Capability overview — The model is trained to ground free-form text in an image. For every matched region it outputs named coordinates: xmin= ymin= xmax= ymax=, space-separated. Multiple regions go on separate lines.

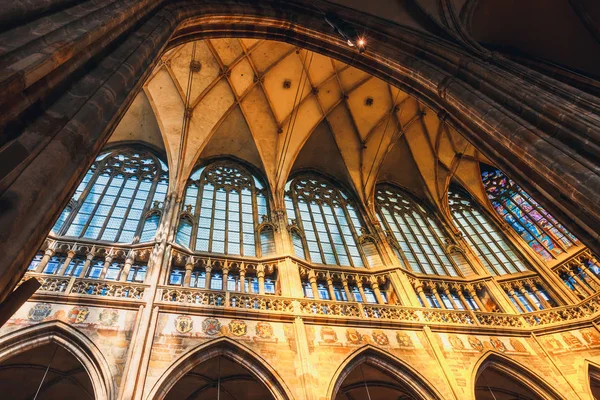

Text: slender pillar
xmin=79 ymin=250 xmax=96 ymax=278
xmin=183 ymin=258 xmax=194 ymax=287
xmin=57 ymin=250 xmax=76 ymax=276
xmin=239 ymin=264 xmax=246 ymax=293
xmin=120 ymin=252 xmax=136 ymax=283
xmin=308 ymin=270 xmax=319 ymax=300
xmin=505 ymin=287 xmax=527 ymax=313
xmin=222 ymin=264 xmax=230 ymax=292
xmin=430 ymin=285 xmax=446 ymax=309
xmin=455 ymin=286 xmax=473 ymax=311
xmin=341 ymin=274 xmax=354 ymax=301
xmin=465 ymin=284 xmax=486 ymax=311
xmin=35 ymin=248 xmax=55 ymax=273
xmin=567 ymin=269 xmax=594 ymax=296
xmin=515 ymin=283 xmax=539 ymax=311
xmin=413 ymin=281 xmax=429 ymax=307
xmin=99 ymin=254 xmax=113 ymax=280
xmin=527 ymin=281 xmax=552 ymax=309
xmin=356 ymin=279 xmax=367 ymax=303
xmin=257 ymin=264 xmax=265 ymax=295
xmin=370 ymin=278 xmax=385 ymax=305
xmin=441 ymin=284 xmax=458 ymax=309
xmin=578 ymin=260 xmax=600 ymax=288
xmin=205 ymin=265 xmax=212 ymax=290
xmin=326 ymin=274 xmax=336 ymax=301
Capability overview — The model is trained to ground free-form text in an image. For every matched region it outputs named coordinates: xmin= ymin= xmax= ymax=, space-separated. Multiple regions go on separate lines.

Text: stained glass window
xmin=482 ymin=167 xmax=579 ymax=261
xmin=285 ymin=174 xmax=366 ymax=267
xmin=375 ymin=184 xmax=459 ymax=276
xmin=53 ymin=149 xmax=168 ymax=243
xmin=177 ymin=161 xmax=268 ymax=257
xmin=448 ymin=188 xmax=529 ymax=275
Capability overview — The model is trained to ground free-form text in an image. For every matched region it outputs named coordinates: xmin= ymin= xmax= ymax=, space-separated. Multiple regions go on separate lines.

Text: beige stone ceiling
xmin=109 ymin=38 xmax=492 ymax=215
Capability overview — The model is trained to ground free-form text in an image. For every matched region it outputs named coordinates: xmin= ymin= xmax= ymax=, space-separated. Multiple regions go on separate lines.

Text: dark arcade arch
xmin=0 ymin=0 xmax=599 ymax=304
xmin=0 ymin=321 xmax=114 ymax=400
xmin=588 ymin=362 xmax=600 ymax=400
xmin=148 ymin=337 xmax=294 ymax=400
xmin=328 ymin=346 xmax=443 ymax=400
xmin=474 ymin=352 xmax=565 ymax=400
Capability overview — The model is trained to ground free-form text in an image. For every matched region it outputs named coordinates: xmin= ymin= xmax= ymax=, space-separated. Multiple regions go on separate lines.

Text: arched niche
xmin=328 ymin=345 xmax=443 ymax=400
xmin=148 ymin=337 xmax=293 ymax=400
xmin=588 ymin=362 xmax=600 ymax=400
xmin=0 ymin=321 xmax=114 ymax=400
xmin=474 ymin=352 xmax=565 ymax=400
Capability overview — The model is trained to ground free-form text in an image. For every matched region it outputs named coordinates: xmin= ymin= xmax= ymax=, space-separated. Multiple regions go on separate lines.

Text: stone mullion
xmin=115 ymin=175 xmax=142 ymax=241
xmin=579 ymin=260 xmax=600 ymax=289
xmin=306 ymin=202 xmax=326 ymax=264
xmin=426 ymin=213 xmax=461 ymax=276
xmin=341 ymin=274 xmax=354 ymax=301
xmin=326 ymin=274 xmax=336 ymax=301
xmin=456 ymin=208 xmax=501 ymax=275
xmin=99 ymin=174 xmax=128 ymax=240
xmin=224 ymin=189 xmax=231 ymax=254
xmin=307 ymin=270 xmax=319 ymax=300
xmin=120 ymin=251 xmax=136 ymax=282
xmin=238 ymin=190 xmax=246 ymax=257
xmin=57 ymin=250 xmax=76 ymax=276
xmin=388 ymin=210 xmax=424 ymax=273
xmin=132 ymin=173 xmax=159 ymax=242
xmin=403 ymin=212 xmax=441 ymax=275
xmin=35 ymin=248 xmax=56 ymax=273
xmin=330 ymin=203 xmax=356 ymax=266
xmin=317 ymin=202 xmax=341 ymax=266
xmin=355 ymin=279 xmax=367 ymax=303
xmin=207 ymin=184 xmax=218 ymax=253
xmin=59 ymin=166 xmax=102 ymax=235
xmin=567 ymin=269 xmax=594 ymax=297
xmin=80 ymin=174 xmax=115 ymax=239
xmin=372 ymin=205 xmax=405 ymax=266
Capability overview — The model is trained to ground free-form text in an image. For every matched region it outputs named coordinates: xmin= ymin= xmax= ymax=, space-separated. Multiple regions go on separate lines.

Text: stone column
xmin=205 ymin=265 xmax=212 ymax=290
xmin=505 ymin=286 xmax=527 ymax=313
xmin=430 ymin=285 xmax=446 ymax=309
xmin=527 ymin=281 xmax=552 ymax=309
xmin=222 ymin=263 xmax=230 ymax=292
xmin=183 ymin=258 xmax=194 ymax=288
xmin=120 ymin=252 xmax=136 ymax=283
xmin=578 ymin=260 xmax=600 ymax=288
xmin=454 ymin=286 xmax=472 ymax=310
xmin=465 ymin=284 xmax=486 ymax=311
xmin=79 ymin=251 xmax=96 ymax=278
xmin=440 ymin=283 xmax=458 ymax=309
xmin=566 ymin=268 xmax=594 ymax=297
xmin=326 ymin=274 xmax=336 ymax=301
xmin=356 ymin=279 xmax=367 ymax=303
xmin=308 ymin=270 xmax=319 ymax=300
xmin=57 ymin=250 xmax=76 ymax=276
xmin=515 ymin=283 xmax=539 ymax=311
xmin=412 ymin=280 xmax=429 ymax=307
xmin=257 ymin=264 xmax=265 ymax=295
xmin=99 ymin=254 xmax=113 ymax=280
xmin=370 ymin=277 xmax=385 ymax=305
xmin=239 ymin=264 xmax=246 ymax=293
xmin=35 ymin=248 xmax=55 ymax=273
xmin=341 ymin=274 xmax=354 ymax=301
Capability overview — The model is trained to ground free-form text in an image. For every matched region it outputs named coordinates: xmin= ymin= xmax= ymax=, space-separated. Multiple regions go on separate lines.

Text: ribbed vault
xmin=115 ymin=38 xmax=491 ymax=214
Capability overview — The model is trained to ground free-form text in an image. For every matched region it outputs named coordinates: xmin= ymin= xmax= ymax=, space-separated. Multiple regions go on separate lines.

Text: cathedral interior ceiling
xmin=110 ymin=38 xmax=492 ymax=214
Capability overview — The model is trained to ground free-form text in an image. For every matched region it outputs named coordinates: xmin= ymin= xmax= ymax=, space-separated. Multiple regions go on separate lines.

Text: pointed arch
xmin=0 ymin=320 xmax=114 ymax=400
xmin=586 ymin=359 xmax=600 ymax=400
xmin=327 ymin=345 xmax=443 ymax=400
xmin=472 ymin=351 xmax=566 ymax=400
xmin=147 ymin=336 xmax=294 ymax=400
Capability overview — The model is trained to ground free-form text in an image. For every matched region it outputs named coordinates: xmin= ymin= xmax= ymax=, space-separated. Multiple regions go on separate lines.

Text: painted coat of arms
xmin=202 ymin=318 xmax=221 ymax=336
xmin=255 ymin=322 xmax=274 ymax=339
xmin=562 ymin=332 xmax=584 ymax=349
xmin=175 ymin=315 xmax=193 ymax=334
xmin=27 ymin=303 xmax=52 ymax=322
xmin=372 ymin=330 xmax=389 ymax=346
xmin=468 ymin=336 xmax=483 ymax=352
xmin=346 ymin=328 xmax=362 ymax=345
xmin=581 ymin=329 xmax=600 ymax=346
xmin=396 ymin=332 xmax=413 ymax=347
xmin=489 ymin=337 xmax=506 ymax=352
xmin=67 ymin=306 xmax=90 ymax=324
xmin=320 ymin=327 xmax=338 ymax=343
xmin=229 ymin=320 xmax=248 ymax=337
xmin=509 ymin=338 xmax=527 ymax=353
xmin=98 ymin=309 xmax=119 ymax=326
xmin=449 ymin=334 xmax=465 ymax=351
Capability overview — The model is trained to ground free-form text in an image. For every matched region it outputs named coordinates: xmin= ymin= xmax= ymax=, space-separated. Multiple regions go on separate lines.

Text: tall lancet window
xmin=448 ymin=188 xmax=529 ymax=275
xmin=482 ymin=168 xmax=579 ymax=261
xmin=285 ymin=174 xmax=365 ymax=267
xmin=177 ymin=161 xmax=268 ymax=257
xmin=53 ymin=148 xmax=168 ymax=243
xmin=375 ymin=184 xmax=459 ymax=276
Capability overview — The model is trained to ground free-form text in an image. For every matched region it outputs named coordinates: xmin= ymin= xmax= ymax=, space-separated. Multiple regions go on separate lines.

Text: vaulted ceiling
xmin=109 ymin=38 xmax=492 ymax=214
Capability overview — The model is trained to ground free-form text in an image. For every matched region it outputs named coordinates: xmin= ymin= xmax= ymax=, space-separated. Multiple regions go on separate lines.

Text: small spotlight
xmin=357 ymin=38 xmax=366 ymax=47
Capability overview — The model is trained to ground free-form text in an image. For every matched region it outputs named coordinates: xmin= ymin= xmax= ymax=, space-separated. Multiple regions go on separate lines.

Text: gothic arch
xmin=585 ymin=360 xmax=600 ymax=400
xmin=327 ymin=345 xmax=444 ymax=400
xmin=472 ymin=351 xmax=566 ymax=400
xmin=0 ymin=320 xmax=114 ymax=400
xmin=147 ymin=336 xmax=294 ymax=400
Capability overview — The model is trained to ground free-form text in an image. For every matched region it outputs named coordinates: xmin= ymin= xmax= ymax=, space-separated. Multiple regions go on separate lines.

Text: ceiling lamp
xmin=325 ymin=12 xmax=367 ymax=53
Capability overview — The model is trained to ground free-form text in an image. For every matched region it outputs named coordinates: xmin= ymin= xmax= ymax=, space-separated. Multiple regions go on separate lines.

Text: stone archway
xmin=588 ymin=362 xmax=600 ymax=400
xmin=328 ymin=345 xmax=443 ymax=400
xmin=473 ymin=352 xmax=565 ymax=400
xmin=147 ymin=337 xmax=294 ymax=400
xmin=1 ymin=0 xmax=599 ymax=302
xmin=0 ymin=321 xmax=115 ymax=400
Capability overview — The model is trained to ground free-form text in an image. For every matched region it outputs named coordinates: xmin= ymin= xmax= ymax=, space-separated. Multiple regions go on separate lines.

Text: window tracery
xmin=375 ymin=184 xmax=459 ymax=276
xmin=52 ymin=149 xmax=168 ymax=243
xmin=482 ymin=168 xmax=579 ymax=261
xmin=448 ymin=188 xmax=529 ymax=275
xmin=177 ymin=161 xmax=269 ymax=257
xmin=284 ymin=174 xmax=366 ymax=267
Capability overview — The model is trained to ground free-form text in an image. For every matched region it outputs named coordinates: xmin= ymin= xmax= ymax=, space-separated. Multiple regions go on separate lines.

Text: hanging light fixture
xmin=324 ymin=12 xmax=367 ymax=53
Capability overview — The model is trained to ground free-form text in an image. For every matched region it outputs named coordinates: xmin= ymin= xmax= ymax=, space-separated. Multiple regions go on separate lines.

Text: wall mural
xmin=541 ymin=328 xmax=600 ymax=354
xmin=437 ymin=332 xmax=531 ymax=355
